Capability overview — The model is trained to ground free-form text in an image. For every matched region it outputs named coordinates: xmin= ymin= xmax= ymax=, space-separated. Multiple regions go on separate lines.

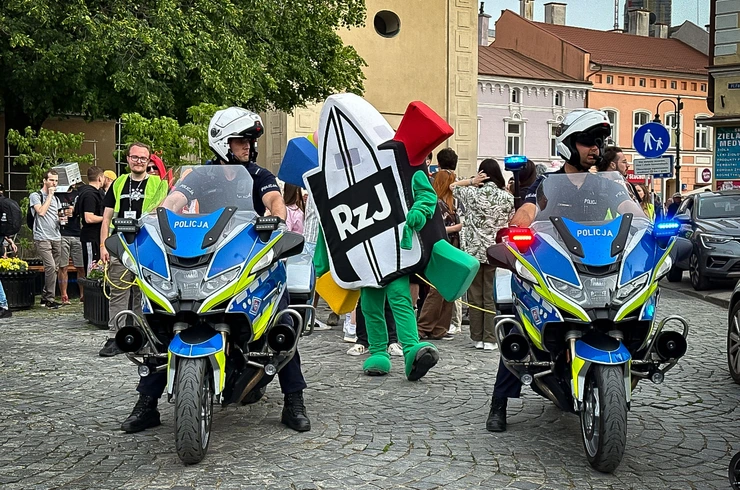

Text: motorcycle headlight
xmin=146 ymin=272 xmax=177 ymax=300
xmin=250 ymin=249 xmax=275 ymax=276
xmin=121 ymin=251 xmax=138 ymax=275
xmin=548 ymin=277 xmax=586 ymax=303
xmin=700 ymin=234 xmax=732 ymax=248
xmin=655 ymin=256 xmax=673 ymax=280
xmin=203 ymin=267 xmax=241 ymax=293
xmin=615 ymin=273 xmax=649 ymax=303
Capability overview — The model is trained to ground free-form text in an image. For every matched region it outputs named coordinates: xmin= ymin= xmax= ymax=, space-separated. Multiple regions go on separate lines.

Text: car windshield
xmin=698 ymin=195 xmax=740 ymax=219
xmin=156 ymin=165 xmax=257 ymax=218
xmin=532 ymin=171 xmax=646 ymax=224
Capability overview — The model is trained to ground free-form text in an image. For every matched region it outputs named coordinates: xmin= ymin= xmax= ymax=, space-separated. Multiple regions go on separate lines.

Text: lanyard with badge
xmin=124 ymin=176 xmax=146 ymax=219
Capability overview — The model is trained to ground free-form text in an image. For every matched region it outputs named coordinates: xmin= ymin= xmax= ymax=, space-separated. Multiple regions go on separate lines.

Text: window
xmin=596 ymin=74 xmax=603 ymax=83
xmin=681 ymin=81 xmax=687 ymax=90
xmin=650 ymin=79 xmax=657 ymax=88
xmin=554 ymin=91 xmax=563 ymax=106
xmin=511 ymin=87 xmax=520 ymax=104
xmin=664 ymin=113 xmax=680 ymax=149
xmin=603 ymin=109 xmax=618 ymax=145
xmin=661 ymin=80 xmax=667 ymax=89
xmin=550 ymin=124 xmax=559 ymax=158
xmin=618 ymin=76 xmax=625 ymax=85
xmin=691 ymin=82 xmax=697 ymax=91
xmin=701 ymin=83 xmax=707 ymax=92
xmin=633 ymin=111 xmax=650 ymax=141
xmin=606 ymin=75 xmax=613 ymax=84
xmin=695 ymin=119 xmax=710 ymax=150
xmin=671 ymin=81 xmax=677 ymax=89
xmin=629 ymin=77 xmax=636 ymax=86
xmin=506 ymin=122 xmax=523 ymax=155
xmin=374 ymin=10 xmax=401 ymax=37
xmin=639 ymin=78 xmax=646 ymax=87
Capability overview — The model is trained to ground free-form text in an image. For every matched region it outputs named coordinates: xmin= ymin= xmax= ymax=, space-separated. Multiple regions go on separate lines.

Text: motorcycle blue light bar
xmin=504 ymin=155 xmax=528 ymax=171
xmin=653 ymin=220 xmax=679 ymax=237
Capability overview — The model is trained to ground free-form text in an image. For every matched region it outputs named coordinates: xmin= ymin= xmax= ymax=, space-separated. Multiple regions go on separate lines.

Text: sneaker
xmin=39 ymin=298 xmax=47 ymax=306
xmin=312 ymin=319 xmax=332 ymax=331
xmin=441 ymin=333 xmax=455 ymax=341
xmin=387 ymin=342 xmax=403 ymax=357
xmin=343 ymin=334 xmax=358 ymax=343
xmin=60 ymin=295 xmax=71 ymax=306
xmin=474 ymin=341 xmax=484 ymax=349
xmin=327 ymin=312 xmax=340 ymax=326
xmin=347 ymin=344 xmax=368 ymax=356
xmin=484 ymin=342 xmax=497 ymax=351
xmin=45 ymin=301 xmax=61 ymax=310
xmin=99 ymin=338 xmax=123 ymax=357
xmin=0 ymin=308 xmax=12 ymax=319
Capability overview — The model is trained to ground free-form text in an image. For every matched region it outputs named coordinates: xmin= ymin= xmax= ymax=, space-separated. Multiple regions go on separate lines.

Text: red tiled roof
xmin=531 ymin=21 xmax=708 ymax=75
xmin=479 ymin=45 xmax=586 ymax=83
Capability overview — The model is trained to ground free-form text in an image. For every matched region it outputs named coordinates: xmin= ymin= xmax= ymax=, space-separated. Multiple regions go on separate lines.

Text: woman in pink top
xmin=284 ymin=183 xmax=305 ymax=234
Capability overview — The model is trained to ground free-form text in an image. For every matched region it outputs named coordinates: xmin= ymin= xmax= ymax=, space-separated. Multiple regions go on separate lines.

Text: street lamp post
xmin=653 ymin=96 xmax=684 ymax=194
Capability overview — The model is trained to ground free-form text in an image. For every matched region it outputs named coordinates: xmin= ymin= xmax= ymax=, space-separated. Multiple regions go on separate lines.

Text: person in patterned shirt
xmin=450 ymin=159 xmax=514 ymax=352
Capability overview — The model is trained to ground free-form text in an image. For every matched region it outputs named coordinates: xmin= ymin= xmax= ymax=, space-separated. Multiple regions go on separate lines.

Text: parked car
xmin=727 ymin=281 xmax=740 ymax=384
xmin=667 ymin=190 xmax=740 ymax=290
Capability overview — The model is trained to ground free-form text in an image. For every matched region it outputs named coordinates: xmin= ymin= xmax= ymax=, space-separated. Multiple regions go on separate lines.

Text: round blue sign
xmin=633 ymin=122 xmax=671 ymax=158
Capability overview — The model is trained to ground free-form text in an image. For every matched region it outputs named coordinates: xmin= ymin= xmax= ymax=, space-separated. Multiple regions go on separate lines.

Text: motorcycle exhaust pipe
xmin=655 ymin=331 xmax=687 ymax=361
xmin=115 ymin=326 xmax=146 ymax=353
xmin=500 ymin=333 xmax=530 ymax=362
xmin=267 ymin=324 xmax=296 ymax=353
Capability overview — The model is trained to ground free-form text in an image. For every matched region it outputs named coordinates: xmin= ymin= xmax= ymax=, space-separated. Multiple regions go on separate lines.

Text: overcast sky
xmin=484 ymin=0 xmax=709 ymax=31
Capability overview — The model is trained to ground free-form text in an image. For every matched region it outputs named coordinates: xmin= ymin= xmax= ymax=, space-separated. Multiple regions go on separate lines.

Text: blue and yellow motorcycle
xmin=105 ymin=165 xmax=315 ymax=464
xmin=488 ymin=172 xmax=691 ymax=473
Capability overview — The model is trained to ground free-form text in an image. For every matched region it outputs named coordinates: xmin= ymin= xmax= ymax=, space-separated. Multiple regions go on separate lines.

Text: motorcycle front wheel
xmin=174 ymin=357 xmax=214 ymax=464
xmin=580 ymin=364 xmax=627 ymax=473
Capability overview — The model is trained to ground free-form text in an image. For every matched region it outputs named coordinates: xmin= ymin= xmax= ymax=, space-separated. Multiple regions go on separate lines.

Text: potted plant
xmin=0 ymin=257 xmax=35 ymax=309
xmin=79 ymin=261 xmax=110 ymax=328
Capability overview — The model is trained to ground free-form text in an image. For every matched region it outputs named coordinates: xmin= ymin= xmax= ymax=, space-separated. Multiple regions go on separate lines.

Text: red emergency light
xmin=508 ymin=227 xmax=534 ymax=250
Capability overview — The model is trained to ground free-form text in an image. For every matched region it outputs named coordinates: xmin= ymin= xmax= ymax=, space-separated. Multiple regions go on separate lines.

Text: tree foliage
xmin=118 ymin=103 xmax=223 ymax=165
xmin=0 ymin=0 xmax=366 ymax=131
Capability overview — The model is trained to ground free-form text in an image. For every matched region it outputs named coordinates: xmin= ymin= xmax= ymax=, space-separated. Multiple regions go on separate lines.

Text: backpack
xmin=0 ymin=197 xmax=22 ymax=237
xmin=27 ymin=191 xmax=41 ymax=231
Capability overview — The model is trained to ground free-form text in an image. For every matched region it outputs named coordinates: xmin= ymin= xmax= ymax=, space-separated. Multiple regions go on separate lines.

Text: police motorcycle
xmin=105 ymin=165 xmax=315 ymax=464
xmin=487 ymin=171 xmax=691 ymax=473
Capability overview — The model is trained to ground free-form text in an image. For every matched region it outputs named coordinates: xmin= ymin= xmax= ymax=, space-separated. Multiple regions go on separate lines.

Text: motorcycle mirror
xmin=487 ymin=242 xmax=515 ymax=271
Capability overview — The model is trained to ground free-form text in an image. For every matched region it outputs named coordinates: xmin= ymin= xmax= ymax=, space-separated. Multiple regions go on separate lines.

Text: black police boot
xmin=281 ymin=391 xmax=311 ymax=432
xmin=121 ymin=395 xmax=161 ymax=433
xmin=486 ymin=396 xmax=508 ymax=432
xmin=98 ymin=338 xmax=123 ymax=357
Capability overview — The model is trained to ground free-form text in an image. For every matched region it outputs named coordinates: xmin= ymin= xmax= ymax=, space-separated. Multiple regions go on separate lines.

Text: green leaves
xmin=1 ymin=0 xmax=367 ymax=129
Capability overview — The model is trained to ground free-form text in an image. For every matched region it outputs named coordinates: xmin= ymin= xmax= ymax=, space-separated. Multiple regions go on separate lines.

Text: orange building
xmin=492 ymin=9 xmax=711 ymax=197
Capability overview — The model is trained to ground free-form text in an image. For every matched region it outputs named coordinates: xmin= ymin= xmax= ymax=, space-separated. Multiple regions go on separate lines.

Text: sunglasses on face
xmin=147 ymin=166 xmax=158 ymax=173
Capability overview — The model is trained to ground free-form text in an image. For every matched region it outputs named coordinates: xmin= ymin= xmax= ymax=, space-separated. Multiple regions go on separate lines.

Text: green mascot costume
xmin=302 ymin=94 xmax=479 ymax=380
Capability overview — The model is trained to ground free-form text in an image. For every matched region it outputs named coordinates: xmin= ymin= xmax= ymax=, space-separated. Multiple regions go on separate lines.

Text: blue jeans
xmin=0 ymin=279 xmax=7 ymax=309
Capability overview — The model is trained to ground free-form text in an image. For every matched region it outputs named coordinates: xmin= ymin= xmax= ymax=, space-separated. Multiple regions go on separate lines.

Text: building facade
xmin=260 ymin=0 xmax=480 ymax=177
xmin=705 ymin=0 xmax=740 ymax=190
xmin=624 ymin=0 xmax=673 ymax=33
xmin=492 ymin=9 xmax=711 ymax=197
xmin=477 ymin=45 xmax=589 ymax=166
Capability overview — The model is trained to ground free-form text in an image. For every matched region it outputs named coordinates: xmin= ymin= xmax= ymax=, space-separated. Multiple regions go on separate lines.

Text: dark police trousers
xmin=137 ymin=292 xmax=307 ymax=398
xmin=492 ymin=321 xmax=522 ymax=400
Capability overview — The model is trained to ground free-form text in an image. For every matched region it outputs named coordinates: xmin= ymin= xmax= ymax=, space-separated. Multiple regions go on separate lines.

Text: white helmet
xmin=555 ymin=109 xmax=611 ymax=168
xmin=208 ymin=107 xmax=264 ymax=162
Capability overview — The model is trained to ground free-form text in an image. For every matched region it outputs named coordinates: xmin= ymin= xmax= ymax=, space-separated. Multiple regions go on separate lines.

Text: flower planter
xmin=0 ymin=271 xmax=36 ymax=310
xmin=79 ymin=277 xmax=109 ymax=328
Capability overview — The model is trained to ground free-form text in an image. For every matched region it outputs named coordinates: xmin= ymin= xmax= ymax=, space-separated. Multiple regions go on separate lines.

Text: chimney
xmin=653 ymin=23 xmax=668 ymax=39
xmin=628 ymin=8 xmax=650 ymax=37
xmin=520 ymin=0 xmax=534 ymax=21
xmin=478 ymin=2 xmax=492 ymax=46
xmin=544 ymin=2 xmax=567 ymax=26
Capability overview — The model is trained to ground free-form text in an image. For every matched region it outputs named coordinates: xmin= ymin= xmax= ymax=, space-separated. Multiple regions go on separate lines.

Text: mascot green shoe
xmin=363 ymin=353 xmax=392 ymax=376
xmin=404 ymin=342 xmax=440 ymax=381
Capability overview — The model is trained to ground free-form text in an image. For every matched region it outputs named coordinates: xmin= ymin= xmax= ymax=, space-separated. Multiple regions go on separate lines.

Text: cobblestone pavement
xmin=0 ymin=290 xmax=737 ymax=489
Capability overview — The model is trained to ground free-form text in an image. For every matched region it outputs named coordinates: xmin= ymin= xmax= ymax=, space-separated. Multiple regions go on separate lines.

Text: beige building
xmin=704 ymin=0 xmax=740 ymax=190
xmin=260 ymin=0 xmax=480 ymax=177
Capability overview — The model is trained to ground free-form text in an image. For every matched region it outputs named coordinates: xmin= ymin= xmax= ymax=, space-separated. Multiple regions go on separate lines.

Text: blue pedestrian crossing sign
xmin=633 ymin=122 xmax=670 ymax=158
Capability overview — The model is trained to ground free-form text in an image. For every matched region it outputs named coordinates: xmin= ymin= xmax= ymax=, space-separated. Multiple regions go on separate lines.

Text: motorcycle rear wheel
xmin=174 ymin=358 xmax=214 ymax=464
xmin=580 ymin=364 xmax=627 ymax=473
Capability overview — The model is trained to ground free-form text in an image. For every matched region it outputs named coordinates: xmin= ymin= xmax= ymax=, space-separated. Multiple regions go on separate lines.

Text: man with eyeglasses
xmin=98 ymin=142 xmax=166 ymax=357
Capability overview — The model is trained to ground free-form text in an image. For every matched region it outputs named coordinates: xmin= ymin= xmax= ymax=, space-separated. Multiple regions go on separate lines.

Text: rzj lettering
xmin=331 ymin=184 xmax=392 ymax=240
